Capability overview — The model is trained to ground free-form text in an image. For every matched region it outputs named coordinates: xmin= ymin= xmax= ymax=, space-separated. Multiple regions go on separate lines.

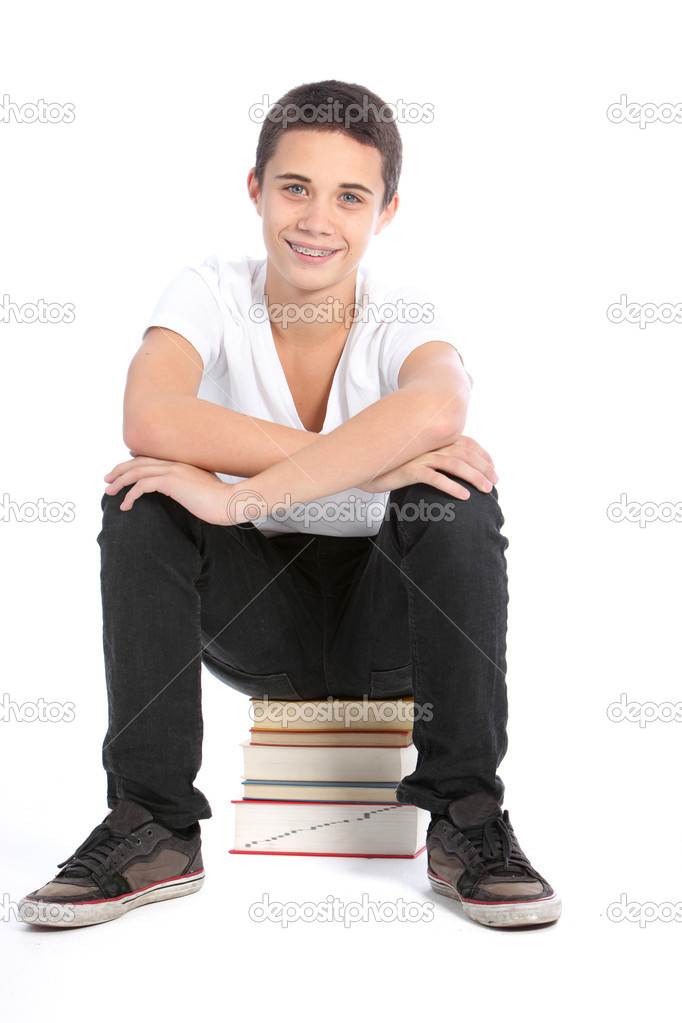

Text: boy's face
xmin=247 ymin=128 xmax=398 ymax=298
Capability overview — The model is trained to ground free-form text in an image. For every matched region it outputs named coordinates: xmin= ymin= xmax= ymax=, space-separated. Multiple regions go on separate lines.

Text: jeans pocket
xmin=201 ymin=651 xmax=302 ymax=700
xmin=369 ymin=663 xmax=413 ymax=699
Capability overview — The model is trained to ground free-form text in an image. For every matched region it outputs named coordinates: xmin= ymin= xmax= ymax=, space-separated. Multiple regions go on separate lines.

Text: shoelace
xmin=57 ymin=823 xmax=142 ymax=878
xmin=459 ymin=811 xmax=532 ymax=874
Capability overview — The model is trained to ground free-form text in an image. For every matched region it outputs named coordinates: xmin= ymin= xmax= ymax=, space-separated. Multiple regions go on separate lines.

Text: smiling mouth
xmin=287 ymin=240 xmax=339 ymax=257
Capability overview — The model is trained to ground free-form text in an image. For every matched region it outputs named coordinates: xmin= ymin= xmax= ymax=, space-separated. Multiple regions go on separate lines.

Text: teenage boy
xmin=19 ymin=80 xmax=560 ymax=930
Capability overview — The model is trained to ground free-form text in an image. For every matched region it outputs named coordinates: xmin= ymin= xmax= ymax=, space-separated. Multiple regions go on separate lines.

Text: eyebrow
xmin=274 ymin=172 xmax=374 ymax=197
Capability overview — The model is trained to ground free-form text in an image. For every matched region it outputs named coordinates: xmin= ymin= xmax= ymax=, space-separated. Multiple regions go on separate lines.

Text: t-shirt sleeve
xmin=142 ymin=265 xmax=223 ymax=374
xmin=378 ymin=287 xmax=473 ymax=393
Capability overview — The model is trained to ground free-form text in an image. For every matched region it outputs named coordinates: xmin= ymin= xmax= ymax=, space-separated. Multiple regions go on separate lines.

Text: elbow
xmin=123 ymin=393 xmax=183 ymax=458
xmin=123 ymin=388 xmax=183 ymax=455
xmin=123 ymin=410 xmax=164 ymax=456
xmin=430 ymin=395 xmax=468 ymax=446
xmin=122 ymin=417 xmax=146 ymax=454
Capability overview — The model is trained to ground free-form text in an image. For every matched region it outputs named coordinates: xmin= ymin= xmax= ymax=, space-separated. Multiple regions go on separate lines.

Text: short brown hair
xmin=254 ymin=80 xmax=403 ymax=210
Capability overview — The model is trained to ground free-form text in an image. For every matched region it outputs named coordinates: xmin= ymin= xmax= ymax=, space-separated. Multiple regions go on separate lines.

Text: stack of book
xmin=230 ymin=697 xmax=429 ymax=858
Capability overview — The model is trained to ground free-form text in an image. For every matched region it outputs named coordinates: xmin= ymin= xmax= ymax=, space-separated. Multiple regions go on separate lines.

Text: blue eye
xmin=287 ymin=184 xmax=306 ymax=195
xmin=341 ymin=193 xmax=360 ymax=204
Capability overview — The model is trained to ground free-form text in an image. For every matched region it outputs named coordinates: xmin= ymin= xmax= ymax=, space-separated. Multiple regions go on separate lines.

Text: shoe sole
xmin=18 ymin=869 xmax=205 ymax=928
xmin=428 ymin=869 xmax=562 ymax=927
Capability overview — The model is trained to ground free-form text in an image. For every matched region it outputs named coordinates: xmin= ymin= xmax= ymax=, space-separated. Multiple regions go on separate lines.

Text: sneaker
xmin=18 ymin=799 xmax=205 ymax=928
xmin=426 ymin=792 xmax=561 ymax=928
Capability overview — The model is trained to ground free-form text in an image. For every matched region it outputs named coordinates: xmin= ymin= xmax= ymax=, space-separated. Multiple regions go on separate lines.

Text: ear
xmin=247 ymin=167 xmax=262 ymax=215
xmin=374 ymin=193 xmax=399 ymax=236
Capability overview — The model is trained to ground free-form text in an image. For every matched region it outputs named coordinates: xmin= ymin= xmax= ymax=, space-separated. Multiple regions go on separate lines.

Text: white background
xmin=1 ymin=0 xmax=680 ymax=1018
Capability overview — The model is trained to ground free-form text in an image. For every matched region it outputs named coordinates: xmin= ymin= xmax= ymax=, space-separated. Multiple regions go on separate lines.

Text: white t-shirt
xmin=143 ymin=254 xmax=472 ymax=538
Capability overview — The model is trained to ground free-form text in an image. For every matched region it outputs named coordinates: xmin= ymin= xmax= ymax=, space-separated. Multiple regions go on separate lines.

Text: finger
xmin=104 ymin=456 xmax=173 ymax=482
xmin=451 ymin=441 xmax=498 ymax=482
xmin=419 ymin=452 xmax=493 ymax=493
xmin=457 ymin=436 xmax=495 ymax=467
xmin=105 ymin=464 xmax=173 ymax=495
xmin=430 ymin=450 xmax=497 ymax=490
xmin=422 ymin=468 xmax=471 ymax=501
xmin=104 ymin=458 xmax=137 ymax=482
xmin=435 ymin=439 xmax=495 ymax=474
xmin=104 ymin=458 xmax=174 ymax=484
xmin=447 ymin=458 xmax=496 ymax=493
xmin=119 ymin=476 xmax=168 ymax=511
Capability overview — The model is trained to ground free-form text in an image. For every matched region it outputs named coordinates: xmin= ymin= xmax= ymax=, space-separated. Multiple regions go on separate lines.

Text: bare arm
xmin=222 ymin=340 xmax=473 ymax=519
xmin=105 ymin=340 xmax=496 ymax=523
xmin=122 ymin=326 xmax=319 ymax=476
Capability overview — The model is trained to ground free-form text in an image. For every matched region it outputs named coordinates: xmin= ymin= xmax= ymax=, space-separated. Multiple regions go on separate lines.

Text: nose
xmin=296 ymin=197 xmax=334 ymax=237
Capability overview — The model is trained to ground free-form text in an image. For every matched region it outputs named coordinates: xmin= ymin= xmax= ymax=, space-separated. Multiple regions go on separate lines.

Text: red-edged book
xmin=230 ymin=800 xmax=428 ymax=858
xmin=248 ymin=728 xmax=412 ymax=747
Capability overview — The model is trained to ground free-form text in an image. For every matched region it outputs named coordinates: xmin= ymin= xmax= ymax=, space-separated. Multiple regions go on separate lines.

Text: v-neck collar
xmin=253 ymin=261 xmax=360 ymax=433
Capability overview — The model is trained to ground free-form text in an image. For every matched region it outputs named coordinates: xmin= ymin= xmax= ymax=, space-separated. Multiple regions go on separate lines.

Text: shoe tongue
xmin=446 ymin=793 xmax=501 ymax=828
xmin=104 ymin=800 xmax=154 ymax=836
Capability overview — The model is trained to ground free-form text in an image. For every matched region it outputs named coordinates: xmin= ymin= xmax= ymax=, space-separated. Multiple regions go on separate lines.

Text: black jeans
xmin=98 ymin=476 xmax=510 ymax=828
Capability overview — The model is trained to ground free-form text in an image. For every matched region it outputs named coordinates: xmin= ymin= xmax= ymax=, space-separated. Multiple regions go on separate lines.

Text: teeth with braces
xmin=290 ymin=243 xmax=335 ymax=256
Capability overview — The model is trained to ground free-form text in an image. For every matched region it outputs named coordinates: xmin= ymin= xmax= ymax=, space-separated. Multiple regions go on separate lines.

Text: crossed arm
xmin=104 ymin=326 xmax=498 ymax=525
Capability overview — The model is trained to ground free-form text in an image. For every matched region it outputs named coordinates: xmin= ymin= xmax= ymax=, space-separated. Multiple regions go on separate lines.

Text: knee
xmin=101 ymin=483 xmax=160 ymax=522
xmin=392 ymin=475 xmax=506 ymax=544
xmin=98 ymin=485 xmax=190 ymax=545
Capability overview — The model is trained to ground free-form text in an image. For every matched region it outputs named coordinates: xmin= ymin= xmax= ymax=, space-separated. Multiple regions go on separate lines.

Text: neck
xmin=263 ymin=260 xmax=358 ymax=351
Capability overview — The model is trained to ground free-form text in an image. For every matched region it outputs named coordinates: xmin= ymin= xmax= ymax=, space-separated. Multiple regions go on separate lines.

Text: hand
xmin=103 ymin=456 xmax=229 ymax=524
xmin=358 ymin=435 xmax=498 ymax=501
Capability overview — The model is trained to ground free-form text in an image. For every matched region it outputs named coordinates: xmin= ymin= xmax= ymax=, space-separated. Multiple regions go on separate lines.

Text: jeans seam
xmin=406 ymin=564 xmax=431 ymax=760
